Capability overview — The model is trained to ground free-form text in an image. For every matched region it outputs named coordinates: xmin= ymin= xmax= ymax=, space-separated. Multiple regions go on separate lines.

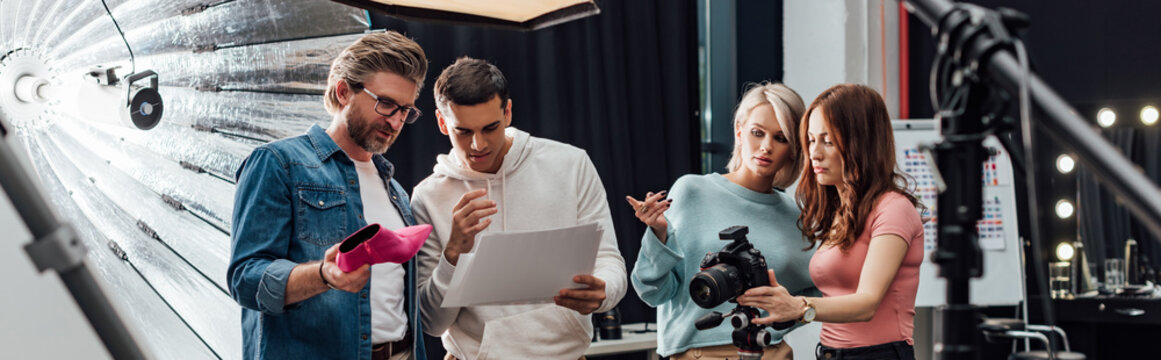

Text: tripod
xmin=694 ymin=304 xmax=786 ymax=360
xmin=904 ymin=0 xmax=1161 ymax=359
xmin=0 ymin=116 xmax=146 ymax=359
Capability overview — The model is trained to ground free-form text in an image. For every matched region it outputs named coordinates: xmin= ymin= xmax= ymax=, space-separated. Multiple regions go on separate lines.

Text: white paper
xmin=441 ymin=222 xmax=602 ymax=307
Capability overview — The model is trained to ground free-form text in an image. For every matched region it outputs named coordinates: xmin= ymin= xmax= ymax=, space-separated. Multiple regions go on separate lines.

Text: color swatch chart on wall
xmin=978 ymin=196 xmax=1005 ymax=250
xmin=900 ymin=147 xmax=939 ymax=251
xmin=984 ymin=146 xmax=1011 ymax=187
xmin=901 ymin=147 xmax=1008 ymax=251
xmin=894 ymin=120 xmax=1024 ymax=307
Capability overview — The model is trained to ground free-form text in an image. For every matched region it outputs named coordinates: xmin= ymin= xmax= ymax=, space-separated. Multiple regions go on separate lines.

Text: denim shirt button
xmin=348 ymin=180 xmax=355 ymax=185
xmin=361 ymin=293 xmax=367 ymax=298
xmin=361 ymin=334 xmax=368 ymax=341
xmin=318 ymin=201 xmax=324 ymax=207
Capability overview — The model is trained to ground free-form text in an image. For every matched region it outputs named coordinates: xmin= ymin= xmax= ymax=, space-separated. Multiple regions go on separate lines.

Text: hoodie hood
xmin=430 ymin=127 xmax=533 ymax=232
xmin=433 ymin=127 xmax=532 ymax=180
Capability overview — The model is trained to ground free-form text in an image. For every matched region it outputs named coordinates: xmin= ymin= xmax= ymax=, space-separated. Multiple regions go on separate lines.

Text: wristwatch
xmin=799 ymin=297 xmax=816 ymax=323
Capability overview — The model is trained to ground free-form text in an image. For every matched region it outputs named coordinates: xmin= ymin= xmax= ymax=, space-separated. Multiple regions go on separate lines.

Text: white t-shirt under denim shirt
xmin=353 ymin=158 xmax=407 ymax=344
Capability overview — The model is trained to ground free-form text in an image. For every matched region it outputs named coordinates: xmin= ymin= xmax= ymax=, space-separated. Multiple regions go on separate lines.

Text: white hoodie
xmin=412 ymin=127 xmax=627 ymax=360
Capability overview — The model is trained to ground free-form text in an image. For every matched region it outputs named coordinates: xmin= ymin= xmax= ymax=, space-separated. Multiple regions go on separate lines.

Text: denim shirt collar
xmin=306 ymin=124 xmax=396 ymax=180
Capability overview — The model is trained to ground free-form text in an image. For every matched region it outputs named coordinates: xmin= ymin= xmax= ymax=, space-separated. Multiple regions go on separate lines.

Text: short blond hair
xmin=725 ymin=82 xmax=806 ymax=189
xmin=323 ymin=31 xmax=428 ymax=114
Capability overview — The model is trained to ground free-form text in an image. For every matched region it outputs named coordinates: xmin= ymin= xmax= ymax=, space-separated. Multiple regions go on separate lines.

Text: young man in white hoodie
xmin=411 ymin=57 xmax=627 ymax=360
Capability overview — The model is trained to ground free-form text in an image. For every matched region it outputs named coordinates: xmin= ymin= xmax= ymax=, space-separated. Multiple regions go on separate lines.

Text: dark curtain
xmin=368 ymin=1 xmax=700 ymax=358
xmin=1078 ymin=128 xmax=1161 ymax=277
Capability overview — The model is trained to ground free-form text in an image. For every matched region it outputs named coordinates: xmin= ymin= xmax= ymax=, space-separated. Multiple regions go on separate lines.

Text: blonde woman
xmin=628 ymin=82 xmax=819 ymax=360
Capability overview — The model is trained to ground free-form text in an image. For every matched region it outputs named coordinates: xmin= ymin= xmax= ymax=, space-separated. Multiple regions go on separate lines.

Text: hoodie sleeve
xmin=576 ymin=156 xmax=628 ymax=313
xmin=411 ymin=186 xmax=462 ymax=336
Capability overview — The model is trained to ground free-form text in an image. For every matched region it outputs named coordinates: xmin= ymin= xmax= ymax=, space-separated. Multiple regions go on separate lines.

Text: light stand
xmin=904 ymin=0 xmax=1161 ymax=359
xmin=0 ymin=116 xmax=146 ymax=359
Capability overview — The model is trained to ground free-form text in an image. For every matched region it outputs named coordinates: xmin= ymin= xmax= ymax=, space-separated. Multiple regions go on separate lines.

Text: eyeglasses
xmin=362 ymin=88 xmax=422 ymax=124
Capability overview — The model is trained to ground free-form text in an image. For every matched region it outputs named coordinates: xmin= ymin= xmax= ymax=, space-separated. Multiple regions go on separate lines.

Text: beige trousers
xmin=670 ymin=342 xmax=793 ymax=360
xmin=444 ymin=353 xmax=585 ymax=360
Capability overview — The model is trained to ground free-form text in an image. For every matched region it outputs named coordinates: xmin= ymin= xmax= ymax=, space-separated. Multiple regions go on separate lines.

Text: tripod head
xmin=694 ymin=305 xmax=783 ymax=360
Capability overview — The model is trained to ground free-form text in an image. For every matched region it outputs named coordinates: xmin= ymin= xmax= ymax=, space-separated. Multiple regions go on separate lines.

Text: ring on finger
xmin=639 ymin=204 xmax=648 ymax=212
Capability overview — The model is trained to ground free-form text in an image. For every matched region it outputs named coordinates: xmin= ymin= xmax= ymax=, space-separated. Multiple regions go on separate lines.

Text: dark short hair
xmin=434 ymin=57 xmax=509 ymax=110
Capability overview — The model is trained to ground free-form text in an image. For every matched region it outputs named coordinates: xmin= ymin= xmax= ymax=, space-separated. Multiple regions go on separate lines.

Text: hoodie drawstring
xmin=484 ymin=178 xmax=491 ymax=233
xmin=483 ymin=177 xmax=506 ymax=232
xmin=501 ymin=172 xmax=507 ymax=231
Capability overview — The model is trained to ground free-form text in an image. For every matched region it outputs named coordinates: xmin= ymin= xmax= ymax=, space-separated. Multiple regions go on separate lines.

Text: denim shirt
xmin=227 ymin=124 xmax=426 ymax=360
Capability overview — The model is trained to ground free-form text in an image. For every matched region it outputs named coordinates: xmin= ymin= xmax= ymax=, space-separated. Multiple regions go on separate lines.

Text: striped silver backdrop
xmin=0 ymin=1 xmax=373 ymax=358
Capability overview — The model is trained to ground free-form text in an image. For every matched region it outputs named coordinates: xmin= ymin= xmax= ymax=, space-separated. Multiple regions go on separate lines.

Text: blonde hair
xmin=725 ymin=82 xmax=806 ymax=188
xmin=323 ymin=31 xmax=428 ymax=114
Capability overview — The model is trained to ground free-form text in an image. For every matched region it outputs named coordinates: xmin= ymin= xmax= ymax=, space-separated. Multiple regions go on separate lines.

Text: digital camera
xmin=689 ymin=225 xmax=771 ymax=308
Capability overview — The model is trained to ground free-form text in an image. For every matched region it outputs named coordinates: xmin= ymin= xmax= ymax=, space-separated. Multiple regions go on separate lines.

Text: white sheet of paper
xmin=441 ymin=222 xmax=602 ymax=307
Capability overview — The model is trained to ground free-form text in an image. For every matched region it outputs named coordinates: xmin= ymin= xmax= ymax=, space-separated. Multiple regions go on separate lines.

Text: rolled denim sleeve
xmin=227 ymin=147 xmax=299 ymax=315
xmin=254 ymin=259 xmax=298 ymax=313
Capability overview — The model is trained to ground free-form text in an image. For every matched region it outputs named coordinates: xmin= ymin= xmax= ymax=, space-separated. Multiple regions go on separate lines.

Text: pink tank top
xmin=809 ymin=191 xmax=925 ymax=348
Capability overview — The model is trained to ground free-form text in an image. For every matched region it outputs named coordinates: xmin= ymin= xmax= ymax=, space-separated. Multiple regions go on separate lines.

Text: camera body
xmin=689 ymin=225 xmax=770 ymax=308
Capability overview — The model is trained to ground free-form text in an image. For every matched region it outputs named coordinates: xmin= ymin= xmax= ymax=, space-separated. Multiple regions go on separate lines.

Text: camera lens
xmin=690 ymin=263 xmax=744 ymax=308
xmin=595 ymin=308 xmax=622 ymax=340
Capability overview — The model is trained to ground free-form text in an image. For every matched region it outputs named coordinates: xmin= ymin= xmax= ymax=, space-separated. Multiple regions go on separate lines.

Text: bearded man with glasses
xmin=228 ymin=31 xmax=430 ymax=360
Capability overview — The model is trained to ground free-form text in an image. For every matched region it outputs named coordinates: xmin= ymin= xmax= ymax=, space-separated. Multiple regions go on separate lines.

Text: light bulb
xmin=1141 ymin=106 xmax=1159 ymax=126
xmin=1055 ymin=199 xmax=1075 ymax=219
xmin=1056 ymin=154 xmax=1075 ymax=174
xmin=1097 ymin=107 xmax=1116 ymax=128
xmin=1056 ymin=241 xmax=1075 ymax=261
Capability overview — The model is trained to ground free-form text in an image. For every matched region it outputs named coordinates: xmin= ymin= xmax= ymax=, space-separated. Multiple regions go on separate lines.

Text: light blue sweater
xmin=630 ymin=173 xmax=819 ymax=357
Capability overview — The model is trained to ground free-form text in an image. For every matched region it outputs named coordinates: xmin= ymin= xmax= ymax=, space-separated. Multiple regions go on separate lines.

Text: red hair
xmin=796 ymin=84 xmax=920 ymax=250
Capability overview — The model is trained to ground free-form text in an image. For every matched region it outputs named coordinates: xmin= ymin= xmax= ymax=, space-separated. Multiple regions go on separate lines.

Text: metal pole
xmin=0 ymin=117 xmax=146 ymax=360
xmin=904 ymin=0 xmax=1161 ymax=243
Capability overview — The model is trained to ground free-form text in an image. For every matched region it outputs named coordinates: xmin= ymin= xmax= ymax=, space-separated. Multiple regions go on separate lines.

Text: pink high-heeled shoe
xmin=336 ymin=223 xmax=433 ymax=272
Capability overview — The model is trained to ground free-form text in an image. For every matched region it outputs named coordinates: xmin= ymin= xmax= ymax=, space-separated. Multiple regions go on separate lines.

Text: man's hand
xmin=554 ymin=275 xmax=606 ymax=315
xmin=444 ymin=189 xmax=497 ymax=265
xmin=321 ymin=243 xmax=371 ymax=293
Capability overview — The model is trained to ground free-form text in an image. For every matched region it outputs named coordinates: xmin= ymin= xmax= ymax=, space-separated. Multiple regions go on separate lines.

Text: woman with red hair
xmin=738 ymin=84 xmax=924 ymax=360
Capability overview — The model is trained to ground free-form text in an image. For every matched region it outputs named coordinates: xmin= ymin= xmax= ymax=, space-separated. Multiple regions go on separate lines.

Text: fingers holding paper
xmin=445 ymin=189 xmax=497 ymax=266
xmin=555 ymin=274 xmax=607 ymax=315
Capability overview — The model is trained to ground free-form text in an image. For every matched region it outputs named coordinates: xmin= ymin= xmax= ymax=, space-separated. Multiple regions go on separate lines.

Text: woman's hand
xmin=736 ymin=269 xmax=803 ymax=324
xmin=625 ymin=191 xmax=672 ymax=243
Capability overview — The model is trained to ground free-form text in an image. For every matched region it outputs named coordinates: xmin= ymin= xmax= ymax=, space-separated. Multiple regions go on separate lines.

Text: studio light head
xmin=122 ymin=70 xmax=163 ymax=130
xmin=76 ymin=66 xmax=163 ymax=131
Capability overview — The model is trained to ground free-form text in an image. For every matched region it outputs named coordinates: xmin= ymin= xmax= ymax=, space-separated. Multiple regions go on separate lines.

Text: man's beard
xmin=347 ymin=112 xmax=397 ymax=154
